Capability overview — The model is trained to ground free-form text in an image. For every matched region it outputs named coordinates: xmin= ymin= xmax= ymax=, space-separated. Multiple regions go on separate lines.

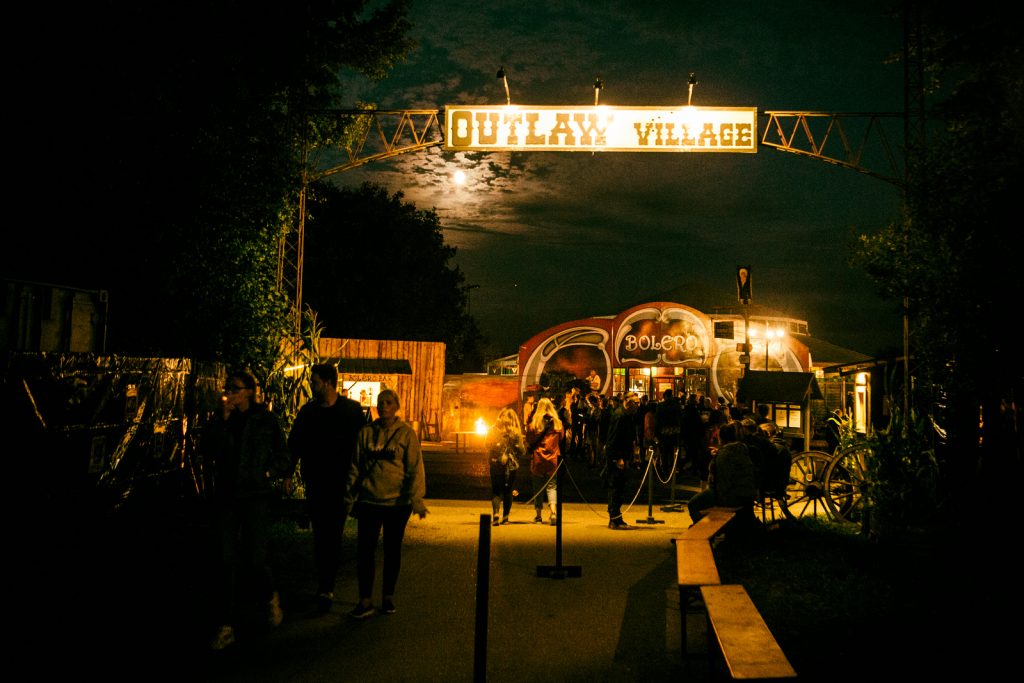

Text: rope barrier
xmin=517 ymin=447 xmax=679 ymax=522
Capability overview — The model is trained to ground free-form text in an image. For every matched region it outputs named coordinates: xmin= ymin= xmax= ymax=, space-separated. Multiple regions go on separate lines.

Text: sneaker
xmin=549 ymin=515 xmax=558 ymax=526
xmin=268 ymin=591 xmax=283 ymax=627
xmin=210 ymin=625 xmax=235 ymax=651
xmin=315 ymin=592 xmax=334 ymax=615
xmin=348 ymin=603 xmax=375 ymax=619
xmin=500 ymin=517 xmax=509 ymax=525
xmin=492 ymin=516 xmax=500 ymax=527
xmin=382 ymin=598 xmax=396 ymax=615
xmin=533 ymin=513 xmax=543 ymax=524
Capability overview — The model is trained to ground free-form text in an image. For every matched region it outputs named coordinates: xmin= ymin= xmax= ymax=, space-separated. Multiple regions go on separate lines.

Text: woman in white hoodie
xmin=345 ymin=389 xmax=428 ymax=618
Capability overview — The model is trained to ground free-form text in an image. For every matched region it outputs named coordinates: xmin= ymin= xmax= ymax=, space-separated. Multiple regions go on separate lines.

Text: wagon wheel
xmin=824 ymin=444 xmax=872 ymax=525
xmin=784 ymin=450 xmax=834 ymax=519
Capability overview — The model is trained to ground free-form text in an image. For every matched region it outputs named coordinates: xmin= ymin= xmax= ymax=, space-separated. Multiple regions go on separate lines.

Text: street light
xmin=764 ymin=326 xmax=785 ymax=370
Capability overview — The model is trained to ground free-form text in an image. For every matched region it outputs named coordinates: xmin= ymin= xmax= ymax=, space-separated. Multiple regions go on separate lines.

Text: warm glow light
xmin=763 ymin=326 xmax=786 ymax=371
xmin=453 ymin=169 xmax=467 ymax=185
xmin=475 ymin=417 xmax=488 ymax=435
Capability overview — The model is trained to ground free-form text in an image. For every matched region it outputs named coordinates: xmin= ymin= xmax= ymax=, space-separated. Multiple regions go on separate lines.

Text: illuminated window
xmin=344 ymin=381 xmax=380 ymax=408
xmin=613 ymin=367 xmax=626 ymax=395
xmin=774 ymin=403 xmax=802 ymax=429
xmin=853 ymin=373 xmax=868 ymax=434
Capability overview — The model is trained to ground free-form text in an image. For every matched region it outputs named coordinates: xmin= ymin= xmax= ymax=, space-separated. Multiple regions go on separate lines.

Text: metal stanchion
xmin=537 ymin=456 xmax=582 ymax=579
xmin=636 ymin=445 xmax=665 ymax=525
xmin=474 ymin=514 xmax=490 ymax=683
xmin=661 ymin=445 xmax=684 ymax=513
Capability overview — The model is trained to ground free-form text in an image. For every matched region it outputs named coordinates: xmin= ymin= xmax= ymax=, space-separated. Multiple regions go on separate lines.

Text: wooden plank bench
xmin=676 ymin=539 xmax=721 ymax=656
xmin=700 ymin=584 xmax=797 ymax=680
xmin=680 ymin=506 xmax=739 ymax=541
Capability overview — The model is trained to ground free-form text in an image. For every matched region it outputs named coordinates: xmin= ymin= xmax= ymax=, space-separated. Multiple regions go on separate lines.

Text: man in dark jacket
xmin=287 ymin=363 xmax=367 ymax=614
xmin=654 ymin=389 xmax=684 ymax=473
xmin=206 ymin=370 xmax=292 ymax=650
xmin=605 ymin=393 xmax=640 ymax=529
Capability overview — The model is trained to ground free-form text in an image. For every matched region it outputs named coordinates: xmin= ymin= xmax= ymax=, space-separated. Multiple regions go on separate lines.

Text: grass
xmin=710 ymin=515 xmax=1019 ymax=681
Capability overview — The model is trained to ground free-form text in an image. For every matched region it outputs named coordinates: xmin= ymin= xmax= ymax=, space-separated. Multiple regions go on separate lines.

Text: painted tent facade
xmin=517 ymin=301 xmax=809 ymax=404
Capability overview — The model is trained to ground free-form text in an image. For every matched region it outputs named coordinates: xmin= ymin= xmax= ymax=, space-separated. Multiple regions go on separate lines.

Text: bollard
xmin=474 ymin=514 xmax=490 ymax=683
xmin=637 ymin=446 xmax=665 ymax=525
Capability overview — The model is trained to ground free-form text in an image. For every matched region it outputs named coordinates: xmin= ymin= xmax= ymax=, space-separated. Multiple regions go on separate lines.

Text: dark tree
xmin=853 ymin=2 xmax=1024 ymax=510
xmin=14 ymin=1 xmax=414 ymax=381
xmin=304 ymin=181 xmax=485 ymax=373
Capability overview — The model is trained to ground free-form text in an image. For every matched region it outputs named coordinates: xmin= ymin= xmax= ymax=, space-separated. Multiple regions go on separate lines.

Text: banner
xmin=445 ymin=105 xmax=757 ymax=153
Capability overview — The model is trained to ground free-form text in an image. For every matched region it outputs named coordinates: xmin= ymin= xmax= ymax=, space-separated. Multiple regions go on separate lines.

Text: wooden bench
xmin=676 ymin=539 xmax=721 ymax=656
xmin=700 ymin=584 xmax=797 ymax=680
xmin=680 ymin=506 xmax=739 ymax=541
xmin=674 ymin=507 xmax=736 ymax=656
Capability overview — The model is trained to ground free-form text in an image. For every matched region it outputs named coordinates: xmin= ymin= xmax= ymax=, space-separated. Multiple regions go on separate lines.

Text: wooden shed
xmin=318 ymin=338 xmax=445 ymax=440
xmin=737 ymin=370 xmax=823 ymax=449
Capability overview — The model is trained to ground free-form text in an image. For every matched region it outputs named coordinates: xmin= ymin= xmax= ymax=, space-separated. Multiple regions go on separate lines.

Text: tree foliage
xmin=852 ymin=3 xmax=1024 ymax=508
xmin=28 ymin=1 xmax=414 ymax=386
xmin=303 ymin=181 xmax=485 ymax=373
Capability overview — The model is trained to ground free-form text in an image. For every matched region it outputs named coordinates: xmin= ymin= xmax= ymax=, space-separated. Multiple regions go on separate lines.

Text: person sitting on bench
xmin=687 ymin=421 xmax=757 ymax=525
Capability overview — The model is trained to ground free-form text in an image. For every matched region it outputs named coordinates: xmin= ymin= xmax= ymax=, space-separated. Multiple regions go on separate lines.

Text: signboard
xmin=737 ymin=265 xmax=752 ymax=303
xmin=714 ymin=321 xmax=736 ymax=339
xmin=445 ymin=105 xmax=758 ymax=153
xmin=614 ymin=306 xmax=709 ymax=365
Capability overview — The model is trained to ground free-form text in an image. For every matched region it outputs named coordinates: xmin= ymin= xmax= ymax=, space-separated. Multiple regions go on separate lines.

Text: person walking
xmin=486 ymin=408 xmax=526 ymax=525
xmin=605 ymin=393 xmax=640 ymax=529
xmin=286 ymin=363 xmax=367 ymax=614
xmin=526 ymin=397 xmax=563 ymax=525
xmin=345 ymin=389 xmax=428 ymax=619
xmin=206 ymin=370 xmax=292 ymax=650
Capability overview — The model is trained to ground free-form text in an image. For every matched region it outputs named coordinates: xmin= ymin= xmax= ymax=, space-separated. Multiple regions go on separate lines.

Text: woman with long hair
xmin=486 ymin=408 xmax=526 ymax=525
xmin=526 ymin=397 xmax=564 ymax=525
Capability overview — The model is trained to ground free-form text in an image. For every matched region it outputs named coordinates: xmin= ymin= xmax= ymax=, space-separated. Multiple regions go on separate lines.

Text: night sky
xmin=7 ymin=0 xmax=908 ymax=361
xmin=331 ymin=0 xmax=907 ymax=357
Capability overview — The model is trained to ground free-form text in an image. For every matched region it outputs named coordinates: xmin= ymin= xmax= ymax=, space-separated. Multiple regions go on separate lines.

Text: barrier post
xmin=636 ymin=445 xmax=665 ymax=525
xmin=537 ymin=456 xmax=582 ymax=579
xmin=474 ymin=514 xmax=490 ymax=683
xmin=661 ymin=445 xmax=685 ymax=513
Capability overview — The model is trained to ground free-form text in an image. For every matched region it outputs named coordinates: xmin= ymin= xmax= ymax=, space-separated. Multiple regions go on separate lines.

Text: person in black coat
xmin=605 ymin=393 xmax=640 ymax=529
xmin=287 ymin=363 xmax=367 ymax=614
xmin=206 ymin=370 xmax=292 ymax=650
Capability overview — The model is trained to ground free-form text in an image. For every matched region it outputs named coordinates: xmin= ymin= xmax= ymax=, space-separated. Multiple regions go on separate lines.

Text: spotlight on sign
xmin=496 ymin=65 xmax=511 ymax=106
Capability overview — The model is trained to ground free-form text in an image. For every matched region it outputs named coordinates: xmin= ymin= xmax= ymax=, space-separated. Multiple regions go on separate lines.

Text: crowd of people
xmin=202 ymin=365 xmax=426 ymax=651
xmin=514 ymin=384 xmax=794 ymax=532
xmin=202 ymin=364 xmax=793 ymax=651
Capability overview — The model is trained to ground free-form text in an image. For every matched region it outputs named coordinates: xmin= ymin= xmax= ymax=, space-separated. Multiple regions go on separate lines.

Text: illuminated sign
xmin=615 ymin=307 xmax=709 ymax=365
xmin=445 ymin=105 xmax=757 ymax=153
